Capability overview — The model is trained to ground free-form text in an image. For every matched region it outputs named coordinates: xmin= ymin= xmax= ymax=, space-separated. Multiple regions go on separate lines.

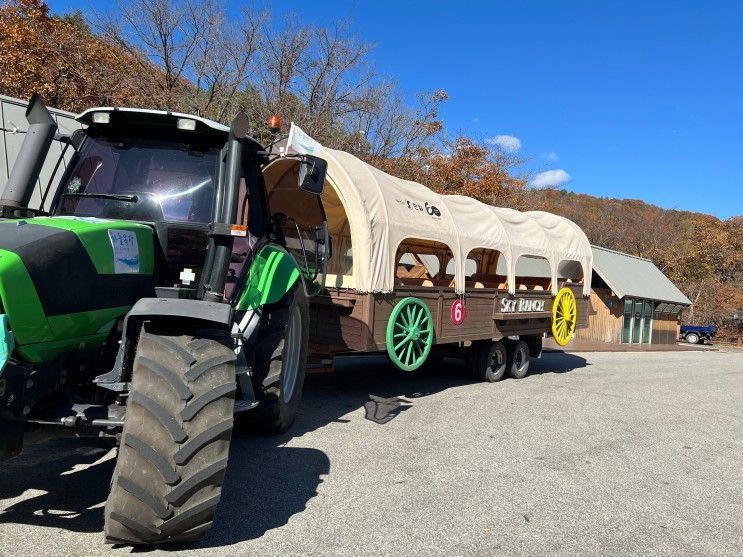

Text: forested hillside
xmin=1 ymin=0 xmax=740 ymax=328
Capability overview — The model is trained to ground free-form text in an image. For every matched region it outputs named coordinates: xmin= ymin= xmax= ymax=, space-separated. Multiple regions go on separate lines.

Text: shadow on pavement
xmin=0 ymin=438 xmax=115 ymax=533
xmin=0 ymin=351 xmax=586 ymax=551
xmin=529 ymin=351 xmax=589 ymax=376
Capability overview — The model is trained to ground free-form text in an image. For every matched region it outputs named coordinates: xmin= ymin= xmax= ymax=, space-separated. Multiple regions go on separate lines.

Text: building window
xmin=642 ymin=301 xmax=654 ymax=344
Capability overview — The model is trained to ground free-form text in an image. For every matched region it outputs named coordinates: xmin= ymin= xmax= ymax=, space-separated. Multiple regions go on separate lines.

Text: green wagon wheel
xmin=386 ymin=297 xmax=434 ymax=371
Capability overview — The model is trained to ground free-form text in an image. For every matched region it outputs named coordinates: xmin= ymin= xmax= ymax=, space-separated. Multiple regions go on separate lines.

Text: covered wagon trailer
xmin=263 ymin=131 xmax=593 ymax=381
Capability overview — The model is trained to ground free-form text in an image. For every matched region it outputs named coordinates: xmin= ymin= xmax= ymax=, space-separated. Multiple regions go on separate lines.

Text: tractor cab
xmin=49 ymin=107 xmax=328 ymax=297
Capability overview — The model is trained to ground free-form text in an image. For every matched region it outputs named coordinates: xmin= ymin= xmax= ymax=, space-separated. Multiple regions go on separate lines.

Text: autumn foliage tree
xmin=0 ymin=0 xmax=151 ymax=111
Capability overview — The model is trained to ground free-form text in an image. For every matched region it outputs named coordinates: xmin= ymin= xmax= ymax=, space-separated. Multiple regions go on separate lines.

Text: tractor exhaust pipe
xmin=0 ymin=94 xmax=58 ymax=210
xmin=202 ymin=112 xmax=250 ymax=302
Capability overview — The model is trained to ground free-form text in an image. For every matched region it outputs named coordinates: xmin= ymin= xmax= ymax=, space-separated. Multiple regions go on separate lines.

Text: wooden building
xmin=576 ymin=246 xmax=691 ymax=345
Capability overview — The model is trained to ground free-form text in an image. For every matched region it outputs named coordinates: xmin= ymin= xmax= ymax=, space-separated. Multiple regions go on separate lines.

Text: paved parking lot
xmin=1 ymin=350 xmax=741 ymax=557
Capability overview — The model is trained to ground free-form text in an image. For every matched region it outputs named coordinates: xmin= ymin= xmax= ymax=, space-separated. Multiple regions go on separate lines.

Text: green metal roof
xmin=592 ymin=245 xmax=691 ymax=305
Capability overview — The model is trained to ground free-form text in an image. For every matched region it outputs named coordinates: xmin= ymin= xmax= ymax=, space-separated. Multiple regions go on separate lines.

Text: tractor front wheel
xmin=104 ymin=328 xmax=237 ymax=545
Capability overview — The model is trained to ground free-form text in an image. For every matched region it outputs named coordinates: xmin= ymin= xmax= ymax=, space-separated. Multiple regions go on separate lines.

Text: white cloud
xmin=530 ymin=169 xmax=571 ymax=188
xmin=541 ymin=151 xmax=559 ymax=162
xmin=486 ymin=134 xmax=522 ymax=152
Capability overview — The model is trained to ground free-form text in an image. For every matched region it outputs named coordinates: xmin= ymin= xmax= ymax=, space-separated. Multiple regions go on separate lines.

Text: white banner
xmin=286 ymin=123 xmax=321 ymax=155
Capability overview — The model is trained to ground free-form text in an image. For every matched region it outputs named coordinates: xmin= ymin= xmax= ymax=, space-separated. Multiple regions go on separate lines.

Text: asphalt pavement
xmin=1 ymin=350 xmax=741 ymax=557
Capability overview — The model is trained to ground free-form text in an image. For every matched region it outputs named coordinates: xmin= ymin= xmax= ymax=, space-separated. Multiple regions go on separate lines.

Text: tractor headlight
xmin=91 ymin=112 xmax=111 ymax=124
xmin=177 ymin=118 xmax=196 ymax=131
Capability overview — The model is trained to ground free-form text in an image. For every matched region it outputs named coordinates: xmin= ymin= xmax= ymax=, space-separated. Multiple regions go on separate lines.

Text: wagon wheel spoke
xmin=404 ymin=342 xmax=414 ymax=366
xmin=412 ymin=308 xmax=425 ymax=329
xmin=399 ymin=312 xmax=409 ymax=327
xmin=412 ymin=341 xmax=422 ymax=357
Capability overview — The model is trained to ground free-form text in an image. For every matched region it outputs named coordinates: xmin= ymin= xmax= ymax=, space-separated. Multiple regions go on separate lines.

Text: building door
xmin=622 ymin=298 xmax=654 ymax=344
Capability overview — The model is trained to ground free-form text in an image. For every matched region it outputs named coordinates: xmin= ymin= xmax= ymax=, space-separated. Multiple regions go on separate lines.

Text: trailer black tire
xmin=685 ymin=332 xmax=700 ymax=345
xmin=507 ymin=340 xmax=530 ymax=379
xmin=248 ymin=284 xmax=309 ymax=434
xmin=475 ymin=341 xmax=508 ymax=382
xmin=104 ymin=328 xmax=237 ymax=545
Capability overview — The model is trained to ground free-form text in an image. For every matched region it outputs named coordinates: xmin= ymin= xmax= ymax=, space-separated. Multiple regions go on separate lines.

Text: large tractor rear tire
xmin=104 ymin=328 xmax=237 ymax=545
xmin=248 ymin=285 xmax=309 ymax=434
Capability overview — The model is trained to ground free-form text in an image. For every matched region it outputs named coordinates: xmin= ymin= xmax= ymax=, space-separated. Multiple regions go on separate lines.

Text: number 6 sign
xmin=451 ymin=298 xmax=466 ymax=326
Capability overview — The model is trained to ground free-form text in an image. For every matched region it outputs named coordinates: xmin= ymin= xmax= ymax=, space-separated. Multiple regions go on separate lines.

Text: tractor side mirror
xmin=298 ymin=155 xmax=327 ymax=195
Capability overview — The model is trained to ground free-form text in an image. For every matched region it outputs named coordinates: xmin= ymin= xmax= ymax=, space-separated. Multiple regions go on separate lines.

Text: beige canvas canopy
xmin=266 ymin=133 xmax=592 ymax=297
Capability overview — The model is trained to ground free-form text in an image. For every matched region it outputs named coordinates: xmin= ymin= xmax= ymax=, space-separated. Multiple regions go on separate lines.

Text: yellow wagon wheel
xmin=552 ymin=287 xmax=577 ymax=346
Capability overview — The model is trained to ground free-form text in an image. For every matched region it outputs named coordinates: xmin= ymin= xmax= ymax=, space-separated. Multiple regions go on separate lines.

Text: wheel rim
xmin=551 ymin=287 xmax=577 ymax=346
xmin=386 ymin=297 xmax=434 ymax=371
xmin=488 ymin=346 xmax=504 ymax=370
xmin=281 ymin=305 xmax=302 ymax=402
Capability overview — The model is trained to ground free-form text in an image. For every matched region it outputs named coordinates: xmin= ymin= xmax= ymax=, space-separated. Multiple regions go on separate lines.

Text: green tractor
xmin=0 ymin=95 xmax=329 ymax=544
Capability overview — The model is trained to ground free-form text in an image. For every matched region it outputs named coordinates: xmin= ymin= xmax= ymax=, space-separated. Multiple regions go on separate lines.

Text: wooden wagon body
xmin=309 ymin=283 xmax=590 ymax=355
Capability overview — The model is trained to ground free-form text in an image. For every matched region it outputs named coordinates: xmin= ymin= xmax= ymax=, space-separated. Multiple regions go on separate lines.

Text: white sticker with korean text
xmin=108 ymin=229 xmax=140 ymax=273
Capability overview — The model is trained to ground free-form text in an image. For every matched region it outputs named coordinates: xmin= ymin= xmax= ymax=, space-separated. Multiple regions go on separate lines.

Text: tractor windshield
xmin=56 ymin=134 xmax=220 ymax=223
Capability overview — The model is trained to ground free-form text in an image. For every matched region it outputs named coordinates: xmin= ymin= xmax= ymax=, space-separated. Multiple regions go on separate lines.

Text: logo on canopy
xmin=395 ymin=198 xmax=441 ymax=220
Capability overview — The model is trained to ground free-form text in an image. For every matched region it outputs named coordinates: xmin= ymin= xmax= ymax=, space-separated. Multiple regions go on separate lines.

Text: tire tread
xmin=104 ymin=328 xmax=236 ymax=545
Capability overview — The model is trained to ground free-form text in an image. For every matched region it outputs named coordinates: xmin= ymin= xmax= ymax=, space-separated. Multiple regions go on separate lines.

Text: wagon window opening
xmin=513 ymin=255 xmax=552 ymax=291
xmin=395 ymin=239 xmax=454 ymax=288
xmin=460 ymin=248 xmax=507 ymax=289
xmin=557 ymin=259 xmax=584 ymax=287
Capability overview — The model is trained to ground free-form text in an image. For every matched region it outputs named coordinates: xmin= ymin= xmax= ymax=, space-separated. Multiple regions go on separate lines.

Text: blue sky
xmin=47 ymin=0 xmax=742 ymax=219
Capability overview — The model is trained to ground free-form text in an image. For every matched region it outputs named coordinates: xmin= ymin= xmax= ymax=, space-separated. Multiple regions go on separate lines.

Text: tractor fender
xmin=236 ymin=244 xmax=304 ymax=311
xmin=94 ymin=298 xmax=233 ymax=391
xmin=124 ymin=297 xmax=233 ymax=328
